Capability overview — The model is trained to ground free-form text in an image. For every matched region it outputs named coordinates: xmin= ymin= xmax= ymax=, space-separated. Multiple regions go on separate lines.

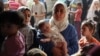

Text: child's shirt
xmin=20 ymin=25 xmax=34 ymax=51
xmin=1 ymin=31 xmax=25 ymax=56
xmin=74 ymin=8 xmax=82 ymax=21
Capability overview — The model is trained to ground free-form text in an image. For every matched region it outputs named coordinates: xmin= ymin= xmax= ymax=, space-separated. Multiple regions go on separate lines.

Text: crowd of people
xmin=0 ymin=0 xmax=100 ymax=56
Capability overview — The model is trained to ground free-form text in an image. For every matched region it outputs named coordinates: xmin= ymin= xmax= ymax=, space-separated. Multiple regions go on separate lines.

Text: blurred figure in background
xmin=70 ymin=2 xmax=82 ymax=40
xmin=31 ymin=0 xmax=46 ymax=26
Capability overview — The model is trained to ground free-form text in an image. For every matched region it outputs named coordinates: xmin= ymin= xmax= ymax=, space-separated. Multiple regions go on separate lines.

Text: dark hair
xmin=0 ymin=10 xmax=25 ymax=28
xmin=18 ymin=7 xmax=30 ymax=13
xmin=77 ymin=3 xmax=82 ymax=6
xmin=82 ymin=20 xmax=96 ymax=34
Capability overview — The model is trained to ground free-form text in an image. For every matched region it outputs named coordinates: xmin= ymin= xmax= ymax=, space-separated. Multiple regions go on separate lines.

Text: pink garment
xmin=74 ymin=8 xmax=82 ymax=21
xmin=9 ymin=1 xmax=20 ymax=10
xmin=1 ymin=31 xmax=25 ymax=56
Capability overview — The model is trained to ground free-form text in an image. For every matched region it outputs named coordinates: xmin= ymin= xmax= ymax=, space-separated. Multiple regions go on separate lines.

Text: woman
xmin=86 ymin=0 xmax=99 ymax=20
xmin=37 ymin=1 xmax=78 ymax=56
xmin=49 ymin=1 xmax=79 ymax=55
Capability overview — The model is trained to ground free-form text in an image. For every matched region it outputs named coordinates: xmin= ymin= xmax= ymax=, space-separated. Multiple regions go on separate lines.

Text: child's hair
xmin=27 ymin=48 xmax=47 ymax=56
xmin=0 ymin=10 xmax=25 ymax=28
xmin=37 ymin=19 xmax=49 ymax=29
xmin=77 ymin=2 xmax=83 ymax=8
xmin=17 ymin=6 xmax=30 ymax=13
xmin=77 ymin=3 xmax=82 ymax=6
xmin=81 ymin=20 xmax=96 ymax=34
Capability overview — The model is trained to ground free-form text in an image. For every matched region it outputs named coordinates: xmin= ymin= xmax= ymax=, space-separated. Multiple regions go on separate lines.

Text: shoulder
xmin=67 ymin=24 xmax=76 ymax=30
xmin=61 ymin=24 xmax=77 ymax=35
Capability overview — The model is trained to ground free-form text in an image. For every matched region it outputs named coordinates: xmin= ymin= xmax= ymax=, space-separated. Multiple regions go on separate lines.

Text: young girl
xmin=37 ymin=20 xmax=68 ymax=56
xmin=70 ymin=2 xmax=82 ymax=39
xmin=18 ymin=6 xmax=35 ymax=52
xmin=0 ymin=11 xmax=25 ymax=56
xmin=79 ymin=20 xmax=100 ymax=48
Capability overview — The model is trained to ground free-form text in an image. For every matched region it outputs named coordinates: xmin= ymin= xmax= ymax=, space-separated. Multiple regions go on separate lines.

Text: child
xmin=18 ymin=6 xmax=36 ymax=52
xmin=37 ymin=20 xmax=68 ymax=56
xmin=0 ymin=11 xmax=25 ymax=56
xmin=79 ymin=20 xmax=100 ymax=48
xmin=27 ymin=48 xmax=47 ymax=56
xmin=70 ymin=3 xmax=82 ymax=39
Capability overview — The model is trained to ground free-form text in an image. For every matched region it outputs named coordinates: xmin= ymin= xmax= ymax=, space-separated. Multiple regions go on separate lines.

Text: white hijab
xmin=49 ymin=1 xmax=69 ymax=32
xmin=87 ymin=0 xmax=100 ymax=20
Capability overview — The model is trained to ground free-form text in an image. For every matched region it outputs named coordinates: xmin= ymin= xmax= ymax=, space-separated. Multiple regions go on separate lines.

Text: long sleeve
xmin=61 ymin=24 xmax=79 ymax=55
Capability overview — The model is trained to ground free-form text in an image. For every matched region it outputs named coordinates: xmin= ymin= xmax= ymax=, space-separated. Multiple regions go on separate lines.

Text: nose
xmin=56 ymin=10 xmax=61 ymax=16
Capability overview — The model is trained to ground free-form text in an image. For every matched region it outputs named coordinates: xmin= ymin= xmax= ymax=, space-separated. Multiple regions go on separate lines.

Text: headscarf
xmin=87 ymin=0 xmax=100 ymax=20
xmin=49 ymin=1 xmax=69 ymax=32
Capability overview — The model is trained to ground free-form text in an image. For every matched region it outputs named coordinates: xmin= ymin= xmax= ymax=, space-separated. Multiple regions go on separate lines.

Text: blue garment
xmin=37 ymin=24 xmax=79 ymax=56
xmin=37 ymin=32 xmax=54 ymax=56
xmin=61 ymin=24 xmax=79 ymax=55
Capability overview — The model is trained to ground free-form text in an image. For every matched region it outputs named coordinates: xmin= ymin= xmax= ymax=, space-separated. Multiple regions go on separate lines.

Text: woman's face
xmin=54 ymin=4 xmax=66 ymax=21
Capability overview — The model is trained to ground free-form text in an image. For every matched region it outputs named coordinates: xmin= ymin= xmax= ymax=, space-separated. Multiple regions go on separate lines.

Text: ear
xmin=91 ymin=29 xmax=94 ymax=34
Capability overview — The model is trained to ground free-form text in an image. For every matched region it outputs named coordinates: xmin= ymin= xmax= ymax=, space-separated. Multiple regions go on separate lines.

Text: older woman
xmin=37 ymin=1 xmax=79 ymax=56
xmin=49 ymin=1 xmax=79 ymax=55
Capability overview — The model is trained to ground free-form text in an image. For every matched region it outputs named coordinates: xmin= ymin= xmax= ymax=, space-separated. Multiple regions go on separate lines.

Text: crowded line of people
xmin=0 ymin=0 xmax=100 ymax=56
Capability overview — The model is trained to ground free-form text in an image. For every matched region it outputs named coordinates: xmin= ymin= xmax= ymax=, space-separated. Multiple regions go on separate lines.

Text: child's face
xmin=1 ymin=23 xmax=19 ymax=36
xmin=81 ymin=26 xmax=92 ymax=36
xmin=40 ymin=23 xmax=51 ymax=33
xmin=23 ymin=10 xmax=31 ymax=24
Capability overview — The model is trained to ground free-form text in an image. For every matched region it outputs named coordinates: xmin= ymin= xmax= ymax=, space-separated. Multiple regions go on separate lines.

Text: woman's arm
xmin=68 ymin=25 xmax=79 ymax=55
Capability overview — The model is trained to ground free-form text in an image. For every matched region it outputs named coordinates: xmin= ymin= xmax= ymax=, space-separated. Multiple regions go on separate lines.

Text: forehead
xmin=55 ymin=4 xmax=64 ymax=9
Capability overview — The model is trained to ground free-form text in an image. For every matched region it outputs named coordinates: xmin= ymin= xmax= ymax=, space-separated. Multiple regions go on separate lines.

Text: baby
xmin=37 ymin=20 xmax=68 ymax=56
